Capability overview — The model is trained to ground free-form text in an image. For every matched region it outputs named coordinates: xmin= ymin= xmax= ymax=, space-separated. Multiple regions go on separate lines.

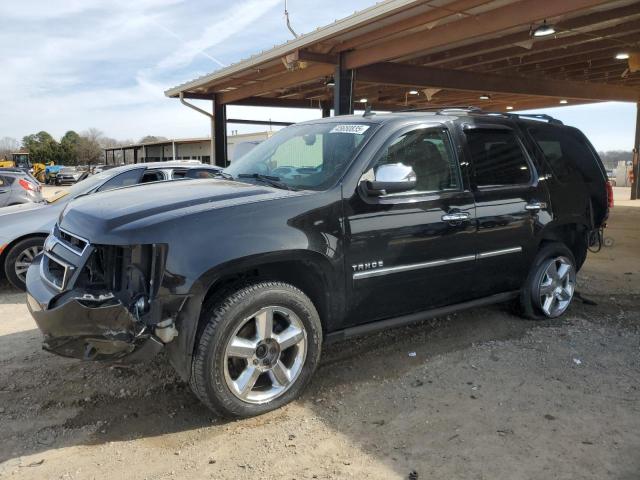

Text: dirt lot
xmin=1 ymin=203 xmax=639 ymax=480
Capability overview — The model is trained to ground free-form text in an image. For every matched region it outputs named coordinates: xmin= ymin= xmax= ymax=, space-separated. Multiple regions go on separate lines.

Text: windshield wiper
xmin=237 ymin=173 xmax=296 ymax=191
xmin=214 ymin=171 xmax=234 ymax=180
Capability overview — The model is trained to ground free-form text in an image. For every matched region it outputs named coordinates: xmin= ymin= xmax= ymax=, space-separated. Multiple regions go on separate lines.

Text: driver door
xmin=344 ymin=126 xmax=477 ymax=326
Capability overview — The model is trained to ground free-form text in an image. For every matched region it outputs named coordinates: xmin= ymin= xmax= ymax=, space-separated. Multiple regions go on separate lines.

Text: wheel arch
xmin=166 ymin=249 xmax=342 ymax=381
xmin=537 ymin=221 xmax=589 ymax=270
xmin=0 ymin=232 xmax=48 ymax=279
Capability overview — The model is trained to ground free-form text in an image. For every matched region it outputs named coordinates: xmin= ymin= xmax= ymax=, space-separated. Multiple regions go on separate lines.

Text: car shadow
xmin=3 ymin=293 xmax=634 ymax=476
xmin=0 ymin=299 xmax=541 ymax=467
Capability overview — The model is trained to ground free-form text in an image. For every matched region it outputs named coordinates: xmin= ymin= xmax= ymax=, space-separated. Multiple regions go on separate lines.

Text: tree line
xmin=0 ymin=129 xmax=137 ymax=167
xmin=598 ymin=150 xmax=633 ymax=170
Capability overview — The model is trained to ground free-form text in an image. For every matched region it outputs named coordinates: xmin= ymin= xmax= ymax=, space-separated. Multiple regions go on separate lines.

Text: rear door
xmin=526 ymin=124 xmax=609 ymax=228
xmin=462 ymin=123 xmax=550 ymax=297
xmin=344 ymin=125 xmax=477 ymax=325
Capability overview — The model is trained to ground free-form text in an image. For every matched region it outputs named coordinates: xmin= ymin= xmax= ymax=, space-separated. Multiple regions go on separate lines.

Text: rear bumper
xmin=26 ymin=257 xmax=163 ymax=362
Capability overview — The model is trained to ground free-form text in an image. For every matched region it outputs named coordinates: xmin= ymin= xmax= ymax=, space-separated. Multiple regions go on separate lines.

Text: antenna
xmin=284 ymin=0 xmax=298 ymax=38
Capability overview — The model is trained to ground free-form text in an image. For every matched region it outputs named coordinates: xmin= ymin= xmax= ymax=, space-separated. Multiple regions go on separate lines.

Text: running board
xmin=325 ymin=291 xmax=519 ymax=343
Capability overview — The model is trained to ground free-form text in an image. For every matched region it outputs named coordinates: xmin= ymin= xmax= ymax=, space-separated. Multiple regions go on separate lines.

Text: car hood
xmin=0 ymin=201 xmax=46 ymax=216
xmin=59 ymin=179 xmax=305 ymax=240
xmin=0 ymin=202 xmax=63 ymax=244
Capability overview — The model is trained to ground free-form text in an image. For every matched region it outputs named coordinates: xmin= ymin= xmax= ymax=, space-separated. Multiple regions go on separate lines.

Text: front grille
xmin=58 ymin=227 xmax=89 ymax=254
xmin=41 ymin=226 xmax=91 ymax=291
xmin=41 ymin=252 xmax=75 ymax=291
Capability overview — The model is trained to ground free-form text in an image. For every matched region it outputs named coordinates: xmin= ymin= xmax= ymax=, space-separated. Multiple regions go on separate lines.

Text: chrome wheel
xmin=537 ymin=256 xmax=576 ymax=317
xmin=14 ymin=246 xmax=42 ymax=283
xmin=223 ymin=306 xmax=307 ymax=404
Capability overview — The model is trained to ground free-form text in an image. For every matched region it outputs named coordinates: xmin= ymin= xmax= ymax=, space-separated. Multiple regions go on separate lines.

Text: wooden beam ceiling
xmin=357 ymin=62 xmax=640 ymax=102
xmin=332 ymin=0 xmax=493 ymax=53
xmin=218 ymin=63 xmax=334 ymax=104
xmin=410 ymin=2 xmax=640 ymax=68
xmin=343 ymin=0 xmax=615 ymax=69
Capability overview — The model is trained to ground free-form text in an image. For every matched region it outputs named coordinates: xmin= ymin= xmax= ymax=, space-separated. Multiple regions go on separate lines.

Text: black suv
xmin=26 ymin=109 xmax=610 ymax=417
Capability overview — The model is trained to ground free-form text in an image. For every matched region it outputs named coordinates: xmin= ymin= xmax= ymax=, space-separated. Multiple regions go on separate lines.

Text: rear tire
xmin=190 ymin=281 xmax=322 ymax=418
xmin=4 ymin=237 xmax=45 ymax=291
xmin=519 ymin=242 xmax=577 ymax=320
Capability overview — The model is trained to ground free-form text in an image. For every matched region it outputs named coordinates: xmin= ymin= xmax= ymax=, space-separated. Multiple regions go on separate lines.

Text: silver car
xmin=0 ymin=162 xmax=221 ymax=290
xmin=55 ymin=167 xmax=84 ymax=185
xmin=0 ymin=168 xmax=44 ymax=207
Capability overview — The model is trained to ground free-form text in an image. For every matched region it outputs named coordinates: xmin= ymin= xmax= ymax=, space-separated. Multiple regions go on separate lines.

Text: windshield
xmin=47 ymin=168 xmax=127 ymax=203
xmin=225 ymin=122 xmax=375 ymax=190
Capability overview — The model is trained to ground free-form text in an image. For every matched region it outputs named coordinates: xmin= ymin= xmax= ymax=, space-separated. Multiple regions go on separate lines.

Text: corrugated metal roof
xmin=164 ymin=0 xmax=423 ymax=97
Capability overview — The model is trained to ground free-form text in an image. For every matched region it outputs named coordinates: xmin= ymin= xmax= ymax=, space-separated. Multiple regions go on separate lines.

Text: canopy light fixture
xmin=506 ymin=106 xmax=514 ymax=110
xmin=325 ymin=78 xmax=335 ymax=87
xmin=479 ymin=94 xmax=491 ymax=100
xmin=615 ymin=52 xmax=630 ymax=60
xmin=532 ymin=20 xmax=555 ymax=37
xmin=559 ymin=99 xmax=568 ymax=104
xmin=359 ymin=98 xmax=368 ymax=103
xmin=408 ymin=90 xmax=419 ymax=95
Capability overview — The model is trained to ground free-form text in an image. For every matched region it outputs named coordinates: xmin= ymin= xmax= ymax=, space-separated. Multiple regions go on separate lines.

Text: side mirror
xmin=361 ymin=163 xmax=417 ymax=196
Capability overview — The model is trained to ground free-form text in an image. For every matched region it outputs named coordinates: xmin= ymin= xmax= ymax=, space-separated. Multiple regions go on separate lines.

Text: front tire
xmin=4 ymin=237 xmax=45 ymax=291
xmin=190 ymin=282 xmax=322 ymax=418
xmin=520 ymin=242 xmax=577 ymax=320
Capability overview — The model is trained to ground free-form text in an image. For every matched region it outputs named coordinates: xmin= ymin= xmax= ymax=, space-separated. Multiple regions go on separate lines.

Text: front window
xmin=225 ymin=122 xmax=375 ymax=190
xmin=365 ymin=127 xmax=461 ymax=195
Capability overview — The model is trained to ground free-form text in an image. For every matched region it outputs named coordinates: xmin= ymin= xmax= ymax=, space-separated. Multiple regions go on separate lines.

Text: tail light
xmin=19 ymin=178 xmax=39 ymax=192
xmin=605 ymin=181 xmax=614 ymax=209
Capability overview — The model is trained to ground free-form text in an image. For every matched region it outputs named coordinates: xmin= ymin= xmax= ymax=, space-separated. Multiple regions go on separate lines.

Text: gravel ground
xmin=0 ymin=206 xmax=638 ymax=480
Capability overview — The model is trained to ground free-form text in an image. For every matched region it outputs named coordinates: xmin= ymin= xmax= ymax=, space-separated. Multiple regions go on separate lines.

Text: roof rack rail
xmin=393 ymin=107 xmax=563 ymax=125
xmin=505 ymin=113 xmax=564 ymax=125
xmin=395 ymin=105 xmax=483 ymax=114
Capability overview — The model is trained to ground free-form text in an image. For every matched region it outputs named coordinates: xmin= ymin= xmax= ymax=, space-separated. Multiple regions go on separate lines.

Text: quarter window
xmin=368 ymin=128 xmax=461 ymax=194
xmin=528 ymin=126 xmax=599 ymax=183
xmin=466 ymin=129 xmax=532 ymax=187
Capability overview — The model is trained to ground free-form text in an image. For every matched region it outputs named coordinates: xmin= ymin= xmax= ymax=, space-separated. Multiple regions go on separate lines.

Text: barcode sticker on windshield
xmin=330 ymin=124 xmax=370 ymax=135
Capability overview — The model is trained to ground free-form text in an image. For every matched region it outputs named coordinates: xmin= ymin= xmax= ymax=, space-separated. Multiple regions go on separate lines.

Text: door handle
xmin=442 ymin=211 xmax=470 ymax=222
xmin=525 ymin=202 xmax=545 ymax=212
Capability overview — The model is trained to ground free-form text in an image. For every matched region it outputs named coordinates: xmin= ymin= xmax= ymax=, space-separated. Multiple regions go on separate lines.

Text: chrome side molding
xmin=353 ymin=246 xmax=522 ymax=280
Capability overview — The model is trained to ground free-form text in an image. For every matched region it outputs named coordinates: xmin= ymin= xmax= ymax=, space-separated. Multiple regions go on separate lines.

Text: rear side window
xmin=185 ymin=169 xmax=219 ymax=179
xmin=0 ymin=176 xmax=5 ymax=186
xmin=466 ymin=129 xmax=532 ymax=187
xmin=140 ymin=170 xmax=165 ymax=183
xmin=528 ymin=126 xmax=599 ymax=183
xmin=97 ymin=169 xmax=143 ymax=192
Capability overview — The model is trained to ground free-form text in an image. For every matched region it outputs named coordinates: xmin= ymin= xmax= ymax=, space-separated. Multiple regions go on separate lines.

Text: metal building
xmin=104 ymin=132 xmax=273 ymax=165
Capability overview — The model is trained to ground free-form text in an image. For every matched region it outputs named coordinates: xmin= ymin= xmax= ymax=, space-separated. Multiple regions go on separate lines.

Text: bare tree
xmin=0 ymin=136 xmax=20 ymax=160
xmin=77 ymin=129 xmax=105 ymax=169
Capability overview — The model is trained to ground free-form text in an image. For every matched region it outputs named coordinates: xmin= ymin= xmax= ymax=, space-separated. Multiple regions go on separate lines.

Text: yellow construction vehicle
xmin=0 ymin=151 xmax=52 ymax=183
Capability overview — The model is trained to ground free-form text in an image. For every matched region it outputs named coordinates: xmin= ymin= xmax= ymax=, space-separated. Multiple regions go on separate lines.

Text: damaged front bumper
xmin=26 ymin=257 xmax=164 ymax=362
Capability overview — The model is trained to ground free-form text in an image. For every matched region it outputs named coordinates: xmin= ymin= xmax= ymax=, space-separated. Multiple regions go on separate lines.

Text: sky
xmin=0 ymin=0 xmax=636 ymax=151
